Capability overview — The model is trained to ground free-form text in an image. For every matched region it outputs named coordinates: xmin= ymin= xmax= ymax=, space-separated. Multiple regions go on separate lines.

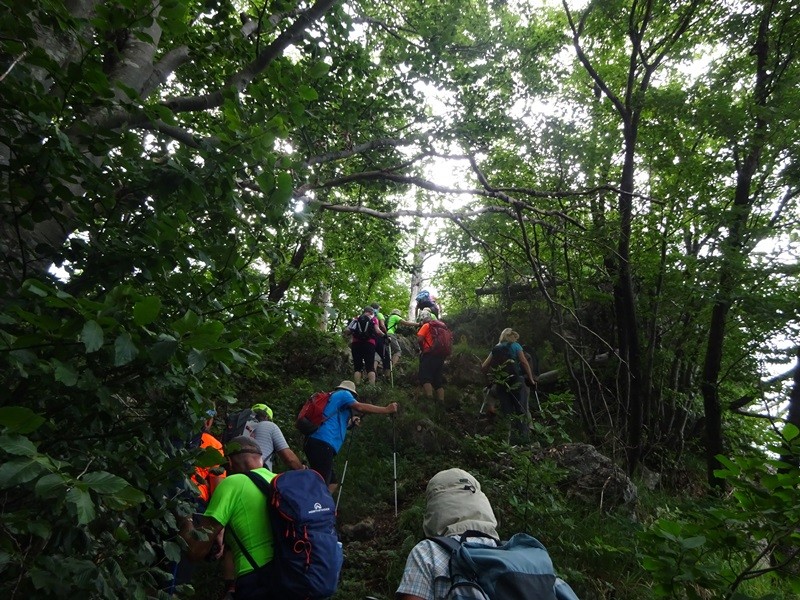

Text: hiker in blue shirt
xmin=303 ymin=380 xmax=398 ymax=493
xmin=481 ymin=328 xmax=537 ymax=444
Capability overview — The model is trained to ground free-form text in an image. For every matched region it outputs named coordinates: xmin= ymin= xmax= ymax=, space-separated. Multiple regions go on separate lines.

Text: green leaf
xmin=66 ymin=487 xmax=96 ymax=524
xmin=188 ymin=349 xmax=207 ymax=373
xmin=81 ymin=320 xmax=104 ymax=353
xmin=297 ymin=84 xmax=318 ymax=101
xmin=0 ymin=434 xmax=38 ymax=456
xmin=82 ymin=471 xmax=128 ymax=494
xmin=308 ymin=61 xmax=330 ymax=78
xmin=114 ymin=332 xmax=139 ymax=366
xmin=679 ymin=535 xmax=706 ymax=550
xmin=0 ymin=457 xmax=45 ymax=488
xmin=22 ymin=279 xmax=49 ymax=297
xmin=164 ymin=540 xmax=183 ymax=563
xmin=150 ymin=337 xmax=179 ymax=363
xmin=35 ymin=472 xmax=68 ymax=498
xmin=783 ymin=423 xmax=800 ymax=442
xmin=0 ymin=406 xmax=45 ymax=434
xmin=133 ymin=296 xmax=162 ymax=326
xmin=53 ymin=360 xmax=79 ymax=386
xmin=195 ymin=446 xmax=225 ymax=468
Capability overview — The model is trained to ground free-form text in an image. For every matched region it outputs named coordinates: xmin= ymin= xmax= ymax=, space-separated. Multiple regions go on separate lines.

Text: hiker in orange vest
xmin=416 ymin=310 xmax=446 ymax=401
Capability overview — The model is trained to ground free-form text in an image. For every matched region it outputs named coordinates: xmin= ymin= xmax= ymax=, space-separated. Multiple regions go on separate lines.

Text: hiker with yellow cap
xmin=303 ymin=380 xmax=398 ymax=493
xmin=246 ymin=404 xmax=304 ymax=472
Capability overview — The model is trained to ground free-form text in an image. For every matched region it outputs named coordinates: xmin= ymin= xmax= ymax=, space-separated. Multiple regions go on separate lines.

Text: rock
xmin=532 ymin=443 xmax=638 ymax=517
xmin=339 ymin=517 xmax=377 ymax=541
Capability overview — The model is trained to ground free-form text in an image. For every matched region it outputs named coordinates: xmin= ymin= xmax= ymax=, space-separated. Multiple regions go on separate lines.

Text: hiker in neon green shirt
xmin=385 ymin=308 xmax=416 ymax=368
xmin=180 ymin=436 xmax=277 ymax=599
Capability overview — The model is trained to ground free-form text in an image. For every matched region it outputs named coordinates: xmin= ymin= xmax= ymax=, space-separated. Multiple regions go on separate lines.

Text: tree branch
xmin=163 ymin=0 xmax=339 ymax=113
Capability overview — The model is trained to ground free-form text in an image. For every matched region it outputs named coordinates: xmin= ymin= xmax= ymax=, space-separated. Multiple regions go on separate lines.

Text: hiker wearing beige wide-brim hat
xmin=303 ymin=380 xmax=399 ymax=494
xmin=335 ymin=380 xmax=358 ymax=396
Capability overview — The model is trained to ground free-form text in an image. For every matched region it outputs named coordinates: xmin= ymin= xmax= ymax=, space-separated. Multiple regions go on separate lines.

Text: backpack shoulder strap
xmin=429 ymin=535 xmax=461 ymax=554
xmin=227 ymin=471 xmax=274 ymax=571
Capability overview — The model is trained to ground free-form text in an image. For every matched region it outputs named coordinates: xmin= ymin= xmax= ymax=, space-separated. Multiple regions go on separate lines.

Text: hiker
xmin=386 ymin=308 xmax=416 ymax=367
xmin=172 ymin=408 xmax=233 ymax=595
xmin=246 ymin=403 xmax=305 ymax=471
xmin=371 ymin=302 xmax=390 ymax=374
xmin=303 ymin=380 xmax=398 ymax=493
xmin=191 ymin=408 xmax=226 ymax=506
xmin=415 ymin=289 xmax=440 ymax=318
xmin=348 ymin=306 xmax=379 ymax=385
xmin=180 ymin=436 xmax=277 ymax=600
xmin=481 ymin=328 xmax=537 ymax=445
xmin=416 ymin=310 xmax=447 ymax=401
xmin=396 ymin=468 xmax=500 ymax=600
xmin=396 ymin=468 xmax=579 ymax=600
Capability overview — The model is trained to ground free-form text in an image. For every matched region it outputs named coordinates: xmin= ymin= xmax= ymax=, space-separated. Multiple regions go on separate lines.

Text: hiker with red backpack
xmin=416 ymin=309 xmax=452 ymax=401
xmin=302 ymin=380 xmax=398 ymax=493
xmin=481 ymin=328 xmax=538 ymax=445
xmin=347 ymin=306 xmax=380 ymax=385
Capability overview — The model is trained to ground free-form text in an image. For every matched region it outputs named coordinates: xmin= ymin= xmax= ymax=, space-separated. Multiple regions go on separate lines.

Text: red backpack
xmin=295 ymin=391 xmax=332 ymax=435
xmin=427 ymin=320 xmax=453 ymax=357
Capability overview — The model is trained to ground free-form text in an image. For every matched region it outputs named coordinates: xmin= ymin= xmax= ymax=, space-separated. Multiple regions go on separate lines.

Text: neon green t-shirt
xmin=204 ymin=468 xmax=275 ymax=576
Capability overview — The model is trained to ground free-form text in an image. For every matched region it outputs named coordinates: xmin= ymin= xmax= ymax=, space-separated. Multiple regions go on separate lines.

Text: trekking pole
xmin=335 ymin=425 xmax=357 ymax=511
xmin=392 ymin=414 xmax=398 ymax=517
xmin=533 ymin=386 xmax=542 ymax=413
xmin=387 ymin=336 xmax=394 ymax=388
xmin=479 ymin=385 xmax=491 ymax=415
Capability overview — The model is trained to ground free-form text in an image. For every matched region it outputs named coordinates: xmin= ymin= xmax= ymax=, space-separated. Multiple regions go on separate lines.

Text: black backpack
xmin=348 ymin=314 xmax=376 ymax=342
xmin=221 ymin=409 xmax=254 ymax=443
xmin=489 ymin=343 xmax=519 ymax=386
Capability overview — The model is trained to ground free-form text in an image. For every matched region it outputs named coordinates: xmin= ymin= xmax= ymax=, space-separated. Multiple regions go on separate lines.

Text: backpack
xmin=295 ymin=391 xmax=332 ymax=435
xmin=348 ymin=314 xmax=376 ymax=342
xmin=234 ymin=470 xmax=343 ymax=600
xmin=488 ymin=343 xmax=520 ymax=385
xmin=427 ymin=320 xmax=453 ymax=357
xmin=416 ymin=289 xmax=435 ymax=309
xmin=222 ymin=409 xmax=254 ymax=443
xmin=429 ymin=532 xmax=580 ymax=600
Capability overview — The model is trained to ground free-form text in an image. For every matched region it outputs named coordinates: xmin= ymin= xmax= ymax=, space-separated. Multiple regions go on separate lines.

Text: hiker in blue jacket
xmin=303 ymin=380 xmax=398 ymax=493
xmin=481 ymin=328 xmax=537 ymax=444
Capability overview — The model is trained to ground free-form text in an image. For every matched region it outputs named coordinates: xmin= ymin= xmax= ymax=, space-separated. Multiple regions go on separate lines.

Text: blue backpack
xmin=236 ymin=469 xmax=343 ymax=599
xmin=430 ymin=532 xmax=580 ymax=600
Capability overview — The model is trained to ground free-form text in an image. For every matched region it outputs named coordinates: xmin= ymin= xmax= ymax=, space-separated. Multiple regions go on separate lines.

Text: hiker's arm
xmin=480 ymin=353 xmax=493 ymax=373
xmin=517 ymin=349 xmax=537 ymax=384
xmin=277 ymin=447 xmax=305 ymax=470
xmin=180 ymin=515 xmax=224 ymax=561
xmin=351 ymin=401 xmax=399 ymax=415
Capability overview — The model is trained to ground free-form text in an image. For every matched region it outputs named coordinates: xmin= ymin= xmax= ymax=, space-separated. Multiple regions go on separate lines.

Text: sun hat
xmin=420 ymin=309 xmax=433 ymax=322
xmin=335 ymin=380 xmax=358 ymax=397
xmin=391 ymin=308 xmax=401 ymax=316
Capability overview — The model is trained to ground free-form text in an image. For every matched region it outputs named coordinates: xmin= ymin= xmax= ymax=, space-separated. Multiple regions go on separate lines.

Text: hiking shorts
xmin=235 ymin=560 xmax=278 ymax=600
xmin=418 ymin=353 xmax=446 ymax=388
xmin=304 ymin=437 xmax=338 ymax=485
xmin=388 ymin=334 xmax=401 ymax=356
xmin=351 ymin=341 xmax=375 ymax=373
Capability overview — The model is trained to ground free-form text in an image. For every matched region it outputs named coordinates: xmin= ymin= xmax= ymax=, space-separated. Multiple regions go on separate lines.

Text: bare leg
xmin=422 ymin=382 xmax=434 ymax=397
xmin=367 ymin=371 xmax=376 ymax=384
xmin=436 ymin=387 xmax=444 ymax=401
xmin=354 ymin=370 xmax=362 ymax=384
